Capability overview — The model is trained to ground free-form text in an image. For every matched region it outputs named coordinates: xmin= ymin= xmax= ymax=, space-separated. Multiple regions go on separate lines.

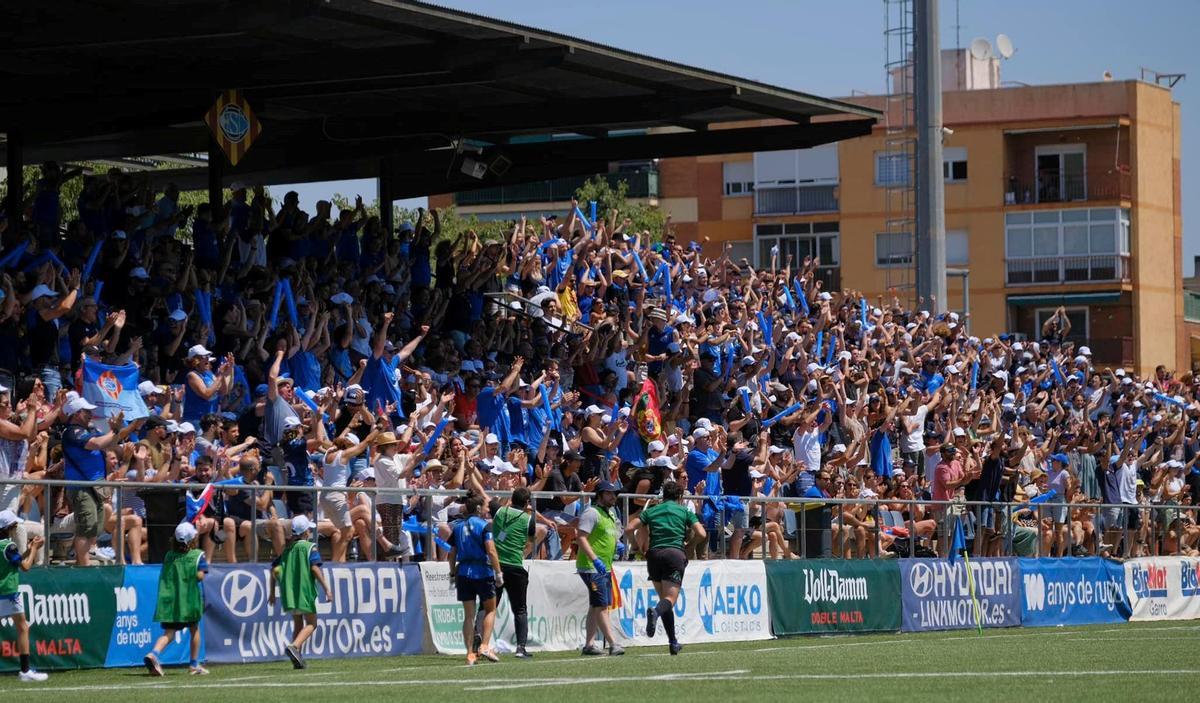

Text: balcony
xmin=1005 ymin=255 xmax=1130 ymax=286
xmin=1003 ymin=167 xmax=1131 ymax=206
xmin=754 ymin=183 xmax=838 ymax=215
xmin=453 ymin=169 xmax=657 ymax=207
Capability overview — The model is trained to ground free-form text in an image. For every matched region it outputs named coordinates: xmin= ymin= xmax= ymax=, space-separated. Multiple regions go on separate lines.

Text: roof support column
xmin=207 ymin=134 xmax=223 ymax=216
xmin=5 ymin=130 xmax=23 ymax=241
xmin=378 ymin=156 xmax=395 ymax=236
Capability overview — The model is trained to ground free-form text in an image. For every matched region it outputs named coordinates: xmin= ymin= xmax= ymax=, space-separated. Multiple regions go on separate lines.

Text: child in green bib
xmin=0 ymin=510 xmax=47 ymax=682
xmin=144 ymin=521 xmax=209 ymax=676
xmin=269 ymin=515 xmax=330 ymax=670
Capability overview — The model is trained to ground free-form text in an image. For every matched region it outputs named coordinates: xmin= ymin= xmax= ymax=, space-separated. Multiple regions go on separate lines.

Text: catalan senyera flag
xmin=632 ymin=378 xmax=663 ymax=444
xmin=204 ymin=89 xmax=262 ymax=166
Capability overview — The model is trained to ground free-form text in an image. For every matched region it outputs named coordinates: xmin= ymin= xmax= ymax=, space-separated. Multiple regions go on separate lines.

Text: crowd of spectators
xmin=0 ymin=162 xmax=1198 ymax=567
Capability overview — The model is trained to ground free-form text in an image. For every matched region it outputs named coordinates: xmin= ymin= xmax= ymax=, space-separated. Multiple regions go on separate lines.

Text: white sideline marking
xmin=9 ymin=669 xmax=1194 ymax=694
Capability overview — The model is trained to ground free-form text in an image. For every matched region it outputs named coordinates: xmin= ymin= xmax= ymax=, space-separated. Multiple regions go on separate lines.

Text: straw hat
xmin=373 ymin=431 xmax=402 ymax=447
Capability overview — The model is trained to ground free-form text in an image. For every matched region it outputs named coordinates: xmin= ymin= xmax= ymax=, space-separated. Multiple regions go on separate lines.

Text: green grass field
xmin=2 ymin=621 xmax=1196 ymax=702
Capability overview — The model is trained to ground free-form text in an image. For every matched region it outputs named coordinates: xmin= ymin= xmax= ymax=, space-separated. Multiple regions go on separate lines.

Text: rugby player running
xmin=624 ymin=481 xmax=706 ymax=654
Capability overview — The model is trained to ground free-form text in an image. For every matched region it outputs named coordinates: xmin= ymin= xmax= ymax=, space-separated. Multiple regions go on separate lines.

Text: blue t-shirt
xmin=870 ymin=430 xmax=894 ymax=479
xmin=62 ymin=425 xmax=106 ymax=482
xmin=282 ymin=438 xmax=313 ymax=487
xmin=450 ymin=515 xmax=493 ymax=580
xmin=363 ymin=356 xmax=402 ymax=416
xmin=183 ymin=370 xmax=219 ymax=424
xmin=685 ymin=448 xmax=719 ymax=492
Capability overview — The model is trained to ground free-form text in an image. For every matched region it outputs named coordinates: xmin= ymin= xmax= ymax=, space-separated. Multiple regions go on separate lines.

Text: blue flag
xmin=948 ymin=515 xmax=967 ymax=564
xmin=81 ymin=359 xmax=149 ymax=421
xmin=794 ymin=279 xmax=810 ymax=316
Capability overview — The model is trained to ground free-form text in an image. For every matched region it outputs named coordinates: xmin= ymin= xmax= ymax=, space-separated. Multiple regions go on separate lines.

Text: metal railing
xmin=1003 ymin=167 xmax=1132 ymax=206
xmin=754 ymin=183 xmax=838 ymax=215
xmin=453 ymin=169 xmax=658 ymax=206
xmin=1005 ymin=254 xmax=1130 ymax=285
xmin=5 ymin=478 xmax=1195 ymax=567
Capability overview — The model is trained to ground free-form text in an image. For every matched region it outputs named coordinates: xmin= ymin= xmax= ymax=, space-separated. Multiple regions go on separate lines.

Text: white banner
xmin=1124 ymin=557 xmax=1200 ymax=622
xmin=419 ymin=559 xmax=771 ymax=654
xmin=611 ymin=560 xmax=772 ymax=646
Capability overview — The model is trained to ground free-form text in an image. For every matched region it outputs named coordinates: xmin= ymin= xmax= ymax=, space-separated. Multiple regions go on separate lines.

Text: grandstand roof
xmin=0 ymin=0 xmax=879 ymax=198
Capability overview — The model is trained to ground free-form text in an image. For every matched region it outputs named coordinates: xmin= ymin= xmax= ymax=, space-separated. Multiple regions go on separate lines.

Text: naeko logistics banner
xmin=765 ymin=560 xmax=901 ymax=635
xmin=900 ymin=558 xmax=1023 ymax=632
xmin=204 ymin=563 xmax=425 ymax=663
xmin=1124 ymin=557 xmax=1200 ymax=621
xmin=420 ymin=560 xmax=771 ymax=654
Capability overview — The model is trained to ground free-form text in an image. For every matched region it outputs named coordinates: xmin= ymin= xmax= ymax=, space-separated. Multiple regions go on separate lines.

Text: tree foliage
xmin=573 ymin=175 xmax=666 ymax=243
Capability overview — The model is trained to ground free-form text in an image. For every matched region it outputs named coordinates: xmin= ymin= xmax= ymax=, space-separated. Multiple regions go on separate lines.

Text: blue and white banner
xmin=81 ymin=359 xmax=149 ymax=421
xmin=1019 ymin=558 xmax=1130 ymax=627
xmin=1124 ymin=557 xmax=1200 ymax=622
xmin=900 ymin=558 xmax=1022 ymax=632
xmin=204 ymin=563 xmax=425 ymax=663
xmin=105 ymin=565 xmax=201 ymax=667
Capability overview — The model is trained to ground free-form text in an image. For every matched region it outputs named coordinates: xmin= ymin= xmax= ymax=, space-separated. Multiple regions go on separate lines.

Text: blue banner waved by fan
xmin=80 ymin=358 xmax=150 ymax=421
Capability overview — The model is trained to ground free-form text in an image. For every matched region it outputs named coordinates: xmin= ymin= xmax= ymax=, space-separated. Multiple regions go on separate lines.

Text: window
xmin=723 ymin=160 xmax=754 ymax=197
xmin=1035 ymin=307 xmax=1088 ymax=346
xmin=946 ymin=230 xmax=968 ymax=265
xmin=875 ymin=232 xmax=912 ymax=267
xmin=1004 ymin=207 xmax=1131 ymax=284
xmin=754 ymin=223 xmax=839 ymax=268
xmin=943 ymin=147 xmax=968 ymax=182
xmin=1034 ymin=144 xmax=1086 ymax=202
xmin=875 ymin=152 xmax=910 ymax=186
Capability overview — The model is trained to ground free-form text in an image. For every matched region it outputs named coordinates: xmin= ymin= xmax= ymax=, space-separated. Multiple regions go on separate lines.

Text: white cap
xmin=749 ymin=469 xmax=768 ymax=479
xmin=952 ymin=427 xmax=967 ymax=437
xmin=176 ymin=422 xmax=197 ymax=435
xmin=29 ymin=284 xmax=59 ymax=301
xmin=769 ymin=446 xmax=788 ymax=455
xmin=585 ymin=404 xmax=606 ymax=416
xmin=648 ymin=456 xmax=676 ymax=469
xmin=187 ymin=344 xmax=213 ymax=359
xmin=64 ymin=397 xmax=98 ymax=415
xmin=168 ymin=309 xmax=188 ymax=322
xmin=1115 ymin=369 xmax=1126 ymax=377
xmin=0 ymin=510 xmax=18 ymax=530
xmin=485 ymin=433 xmax=500 ymax=445
xmin=647 ymin=440 xmax=666 ymax=453
xmin=695 ymin=418 xmax=713 ymax=430
xmin=174 ymin=521 xmax=198 ymax=543
xmin=130 ymin=267 xmax=151 ymax=280
xmin=291 ymin=514 xmax=314 ymax=536
xmin=138 ymin=380 xmax=161 ymax=396
xmin=818 ymin=292 xmax=832 ymax=301
xmin=343 ymin=432 xmax=361 ymax=446
xmin=282 ymin=416 xmax=302 ymax=429
xmin=831 ymin=443 xmax=847 ymax=454
xmin=1079 ymin=346 xmax=1092 ymax=356
xmin=692 ymin=427 xmax=710 ymax=439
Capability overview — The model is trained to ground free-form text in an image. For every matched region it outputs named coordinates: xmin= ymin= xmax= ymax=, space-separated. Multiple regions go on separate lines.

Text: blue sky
xmin=275 ymin=0 xmax=1198 ymax=272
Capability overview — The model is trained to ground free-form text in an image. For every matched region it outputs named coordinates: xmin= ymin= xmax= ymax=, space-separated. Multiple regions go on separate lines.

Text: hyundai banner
xmin=900 ymin=558 xmax=1022 ymax=632
xmin=205 ymin=563 xmax=425 ymax=663
xmin=1018 ymin=558 xmax=1129 ymax=627
xmin=1124 ymin=557 xmax=1200 ymax=621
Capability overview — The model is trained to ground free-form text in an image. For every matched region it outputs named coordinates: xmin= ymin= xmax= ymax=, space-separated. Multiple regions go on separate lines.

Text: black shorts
xmin=160 ymin=621 xmax=199 ymax=632
xmin=646 ymin=547 xmax=688 ymax=585
xmin=456 ymin=575 xmax=496 ymax=603
xmin=286 ymin=491 xmax=314 ymax=517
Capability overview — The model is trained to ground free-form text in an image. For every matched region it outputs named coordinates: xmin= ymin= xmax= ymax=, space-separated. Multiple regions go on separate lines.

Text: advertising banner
xmin=765 ymin=560 xmax=901 ymax=635
xmin=204 ymin=563 xmax=424 ymax=663
xmin=104 ymin=565 xmax=200 ymax=667
xmin=1125 ymin=557 xmax=1200 ymax=621
xmin=612 ymin=560 xmax=771 ymax=646
xmin=0 ymin=566 xmax=123 ymax=671
xmin=420 ymin=560 xmax=771 ymax=654
xmin=900 ymin=558 xmax=1022 ymax=632
xmin=1019 ymin=558 xmax=1130 ymax=627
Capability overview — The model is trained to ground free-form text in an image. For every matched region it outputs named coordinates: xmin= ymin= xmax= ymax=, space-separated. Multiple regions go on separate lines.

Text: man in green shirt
xmin=145 ymin=521 xmax=209 ymax=676
xmin=488 ymin=487 xmax=553 ymax=658
xmin=269 ymin=515 xmax=330 ymax=670
xmin=576 ymin=481 xmax=624 ymax=656
xmin=0 ymin=510 xmax=46 ymax=682
xmin=624 ymin=481 xmax=705 ymax=655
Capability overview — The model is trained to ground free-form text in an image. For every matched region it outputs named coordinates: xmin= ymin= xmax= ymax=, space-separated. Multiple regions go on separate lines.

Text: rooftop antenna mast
xmin=882 ymin=0 xmax=917 ymax=306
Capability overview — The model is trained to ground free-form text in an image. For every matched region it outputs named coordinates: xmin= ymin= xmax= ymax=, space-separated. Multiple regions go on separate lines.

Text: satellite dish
xmin=996 ymin=34 xmax=1015 ymax=59
xmin=969 ymin=38 xmax=993 ymax=61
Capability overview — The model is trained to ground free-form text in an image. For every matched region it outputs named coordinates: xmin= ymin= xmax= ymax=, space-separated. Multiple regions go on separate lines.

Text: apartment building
xmin=431 ymin=59 xmax=1185 ymax=375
